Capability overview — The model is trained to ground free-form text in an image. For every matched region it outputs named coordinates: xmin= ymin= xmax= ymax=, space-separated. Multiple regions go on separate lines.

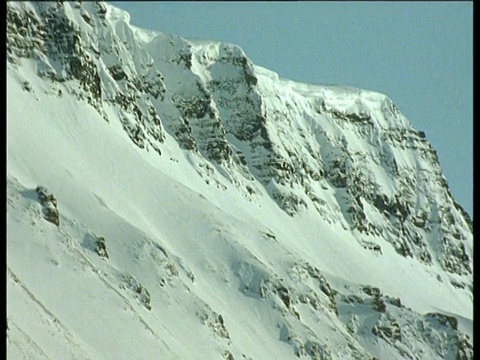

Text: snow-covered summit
xmin=7 ymin=2 xmax=473 ymax=359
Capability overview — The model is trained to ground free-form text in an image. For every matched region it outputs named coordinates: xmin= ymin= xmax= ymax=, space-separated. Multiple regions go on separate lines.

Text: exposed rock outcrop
xmin=36 ymin=186 xmax=59 ymax=226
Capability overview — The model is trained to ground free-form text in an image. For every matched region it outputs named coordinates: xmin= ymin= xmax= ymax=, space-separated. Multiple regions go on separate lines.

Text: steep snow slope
xmin=7 ymin=2 xmax=473 ymax=359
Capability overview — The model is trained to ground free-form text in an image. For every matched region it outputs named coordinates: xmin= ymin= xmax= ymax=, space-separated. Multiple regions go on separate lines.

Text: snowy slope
xmin=7 ymin=2 xmax=473 ymax=359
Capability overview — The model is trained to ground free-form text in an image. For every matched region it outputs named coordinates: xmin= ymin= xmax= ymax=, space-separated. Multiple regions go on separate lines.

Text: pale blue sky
xmin=110 ymin=1 xmax=473 ymax=218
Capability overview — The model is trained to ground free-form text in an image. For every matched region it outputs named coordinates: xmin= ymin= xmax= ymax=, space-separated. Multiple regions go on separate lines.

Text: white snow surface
xmin=7 ymin=2 xmax=472 ymax=359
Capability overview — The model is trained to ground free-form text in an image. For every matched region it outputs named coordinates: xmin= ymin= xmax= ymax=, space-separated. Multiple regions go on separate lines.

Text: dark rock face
xmin=170 ymin=82 xmax=232 ymax=162
xmin=36 ymin=186 xmax=59 ymax=226
xmin=7 ymin=1 xmax=167 ymax=153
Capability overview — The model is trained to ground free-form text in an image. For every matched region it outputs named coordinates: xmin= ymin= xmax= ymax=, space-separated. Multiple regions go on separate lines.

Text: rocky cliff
xmin=7 ymin=2 xmax=473 ymax=359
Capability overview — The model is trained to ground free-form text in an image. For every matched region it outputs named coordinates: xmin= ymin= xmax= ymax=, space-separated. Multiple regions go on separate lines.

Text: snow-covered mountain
xmin=7 ymin=2 xmax=473 ymax=359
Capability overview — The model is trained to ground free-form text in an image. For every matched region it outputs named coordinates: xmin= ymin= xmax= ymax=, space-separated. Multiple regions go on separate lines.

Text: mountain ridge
xmin=7 ymin=2 xmax=473 ymax=359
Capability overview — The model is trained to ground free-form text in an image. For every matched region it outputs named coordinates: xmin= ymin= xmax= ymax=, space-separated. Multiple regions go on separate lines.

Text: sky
xmin=110 ymin=1 xmax=473 ymax=218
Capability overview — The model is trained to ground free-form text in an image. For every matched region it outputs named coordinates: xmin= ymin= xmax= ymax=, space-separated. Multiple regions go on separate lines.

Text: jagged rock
xmin=318 ymin=278 xmax=338 ymax=316
xmin=108 ymin=64 xmax=126 ymax=81
xmin=343 ymin=294 xmax=364 ymax=304
xmin=222 ymin=350 xmax=235 ymax=360
xmin=271 ymin=190 xmax=307 ymax=217
xmin=361 ymin=286 xmax=381 ymax=298
xmin=215 ymin=314 xmax=230 ymax=339
xmin=289 ymin=263 xmax=338 ymax=316
xmin=440 ymin=234 xmax=471 ymax=275
xmin=371 ymin=296 xmax=386 ymax=313
xmin=280 ymin=325 xmax=332 ymax=360
xmin=361 ymin=241 xmax=382 ymax=254
xmin=393 ymin=238 xmax=413 ymax=258
xmin=305 ymin=340 xmax=332 ymax=360
xmin=385 ymin=296 xmax=402 ymax=308
xmin=135 ymin=284 xmax=152 ymax=311
xmin=276 ymin=285 xmax=292 ymax=308
xmin=201 ymin=310 xmax=230 ymax=340
xmin=43 ymin=202 xmax=60 ymax=227
xmin=35 ymin=186 xmax=59 ymax=226
xmin=425 ymin=313 xmax=458 ymax=331
xmin=95 ymin=236 xmax=109 ymax=259
xmin=22 ymin=81 xmax=32 ymax=92
xmin=361 ymin=286 xmax=386 ymax=313
xmin=36 ymin=186 xmax=56 ymax=206
xmin=372 ymin=316 xmax=401 ymax=342
xmin=120 ymin=274 xmax=152 ymax=310
xmin=337 ymin=287 xmax=475 ymax=359
xmin=456 ymin=334 xmax=473 ymax=360
xmin=413 ymin=312 xmax=472 ymax=359
xmin=346 ymin=314 xmax=361 ymax=335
